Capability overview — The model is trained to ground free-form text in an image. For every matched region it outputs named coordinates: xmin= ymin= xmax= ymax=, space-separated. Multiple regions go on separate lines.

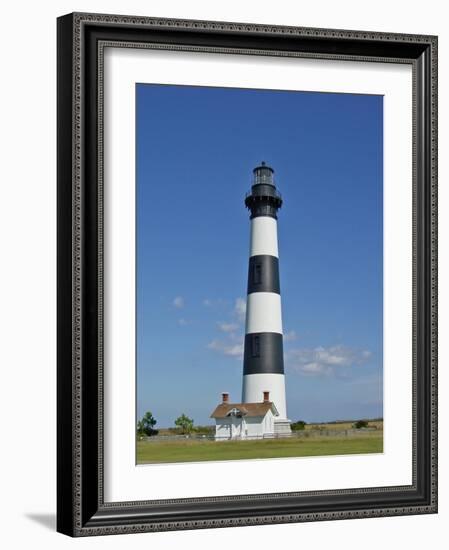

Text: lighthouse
xmin=242 ymin=162 xmax=291 ymax=435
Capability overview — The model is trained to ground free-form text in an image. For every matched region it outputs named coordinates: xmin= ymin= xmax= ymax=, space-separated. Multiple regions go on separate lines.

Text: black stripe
xmin=247 ymin=255 xmax=280 ymax=295
xmin=249 ymin=206 xmax=279 ymax=219
xmin=243 ymin=332 xmax=284 ymax=375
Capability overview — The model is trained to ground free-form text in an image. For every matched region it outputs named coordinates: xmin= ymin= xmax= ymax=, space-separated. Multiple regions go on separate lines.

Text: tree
xmin=353 ymin=419 xmax=369 ymax=429
xmin=291 ymin=420 xmax=307 ymax=431
xmin=137 ymin=411 xmax=158 ymax=437
xmin=174 ymin=413 xmax=194 ymax=434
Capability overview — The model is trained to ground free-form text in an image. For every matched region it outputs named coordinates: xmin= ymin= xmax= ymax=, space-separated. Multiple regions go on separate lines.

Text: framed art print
xmin=57 ymin=13 xmax=438 ymax=536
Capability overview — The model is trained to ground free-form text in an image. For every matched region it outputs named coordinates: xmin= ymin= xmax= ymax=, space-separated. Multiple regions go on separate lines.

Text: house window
xmin=252 ymin=335 xmax=260 ymax=357
xmin=253 ymin=263 xmax=262 ymax=285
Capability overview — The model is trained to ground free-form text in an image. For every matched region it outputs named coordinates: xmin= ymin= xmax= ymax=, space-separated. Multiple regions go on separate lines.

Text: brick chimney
xmin=263 ymin=391 xmax=270 ymax=402
xmin=222 ymin=392 xmax=229 ymax=403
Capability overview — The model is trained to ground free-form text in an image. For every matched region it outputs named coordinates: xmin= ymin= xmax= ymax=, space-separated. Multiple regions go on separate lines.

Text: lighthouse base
xmin=274 ymin=418 xmax=292 ymax=436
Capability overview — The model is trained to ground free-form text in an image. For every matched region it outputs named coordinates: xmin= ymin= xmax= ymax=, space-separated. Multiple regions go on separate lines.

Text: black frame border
xmin=57 ymin=12 xmax=438 ymax=537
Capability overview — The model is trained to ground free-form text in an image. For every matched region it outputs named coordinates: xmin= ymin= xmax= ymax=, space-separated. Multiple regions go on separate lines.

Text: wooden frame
xmin=57 ymin=12 xmax=438 ymax=536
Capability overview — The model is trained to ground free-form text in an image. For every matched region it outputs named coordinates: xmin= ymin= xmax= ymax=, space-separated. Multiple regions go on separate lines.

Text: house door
xmin=231 ymin=417 xmax=241 ymax=438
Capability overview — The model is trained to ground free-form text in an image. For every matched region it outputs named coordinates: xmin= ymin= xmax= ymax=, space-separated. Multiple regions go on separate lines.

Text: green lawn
xmin=137 ymin=433 xmax=383 ymax=464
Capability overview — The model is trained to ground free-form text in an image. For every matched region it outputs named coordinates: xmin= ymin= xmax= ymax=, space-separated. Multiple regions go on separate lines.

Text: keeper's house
xmin=210 ymin=392 xmax=279 ymax=440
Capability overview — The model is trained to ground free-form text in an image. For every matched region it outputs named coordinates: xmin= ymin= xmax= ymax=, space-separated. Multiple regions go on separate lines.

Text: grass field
xmin=137 ymin=432 xmax=383 ymax=464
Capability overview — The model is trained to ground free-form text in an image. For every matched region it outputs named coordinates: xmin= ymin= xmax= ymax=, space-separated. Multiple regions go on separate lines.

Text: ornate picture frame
xmin=57 ymin=12 xmax=438 ymax=536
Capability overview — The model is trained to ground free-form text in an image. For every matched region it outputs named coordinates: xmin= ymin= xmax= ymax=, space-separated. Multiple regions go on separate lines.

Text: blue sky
xmin=136 ymin=84 xmax=383 ymax=427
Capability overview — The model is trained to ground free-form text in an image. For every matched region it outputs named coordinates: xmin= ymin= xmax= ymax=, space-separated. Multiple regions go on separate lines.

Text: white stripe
xmin=242 ymin=373 xmax=288 ymax=420
xmin=245 ymin=293 xmax=283 ymax=334
xmin=250 ymin=217 xmax=279 ymax=257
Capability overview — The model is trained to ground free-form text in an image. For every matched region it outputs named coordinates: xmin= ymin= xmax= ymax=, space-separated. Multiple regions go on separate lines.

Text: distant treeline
xmin=291 ymin=419 xmax=384 ymax=431
xmin=158 ymin=425 xmax=215 ymax=436
xmin=316 ymin=418 xmax=384 ymax=424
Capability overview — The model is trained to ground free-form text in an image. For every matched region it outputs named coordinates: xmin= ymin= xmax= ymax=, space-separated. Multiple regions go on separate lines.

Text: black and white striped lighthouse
xmin=242 ymin=162 xmax=291 ymax=434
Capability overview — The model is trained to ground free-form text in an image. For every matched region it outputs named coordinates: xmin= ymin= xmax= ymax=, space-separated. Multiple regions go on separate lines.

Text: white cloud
xmin=234 ymin=297 xmax=246 ymax=321
xmin=178 ymin=318 xmax=189 ymax=326
xmin=299 ymin=362 xmax=329 ymax=375
xmin=283 ymin=330 xmax=298 ymax=342
xmin=173 ymin=296 xmax=184 ymax=309
xmin=217 ymin=322 xmax=239 ymax=333
xmin=202 ymin=298 xmax=228 ymax=308
xmin=204 ymin=298 xmax=246 ymax=360
xmin=207 ymin=339 xmax=244 ymax=359
xmin=286 ymin=345 xmax=372 ymax=377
